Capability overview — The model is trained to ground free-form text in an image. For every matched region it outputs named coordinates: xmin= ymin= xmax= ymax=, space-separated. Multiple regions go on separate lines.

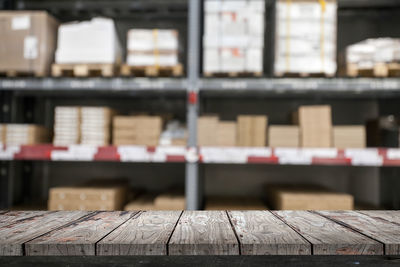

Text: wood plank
xmin=0 ymin=210 xmax=8 ymax=215
xmin=228 ymin=211 xmax=311 ymax=255
xmin=273 ymin=211 xmax=382 ymax=255
xmin=25 ymin=211 xmax=135 ymax=256
xmin=0 ymin=211 xmax=89 ymax=256
xmin=0 ymin=211 xmax=49 ymax=228
xmin=318 ymin=211 xmax=400 ymax=255
xmin=168 ymin=210 xmax=239 ymax=255
xmin=97 ymin=211 xmax=182 ymax=255
xmin=357 ymin=211 xmax=400 ymax=225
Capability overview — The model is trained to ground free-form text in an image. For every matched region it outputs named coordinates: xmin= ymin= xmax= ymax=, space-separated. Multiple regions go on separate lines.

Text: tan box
xmin=197 ymin=116 xmax=219 ymax=146
xmin=268 ymin=125 xmax=300 ymax=147
xmin=154 ymin=190 xmax=185 ymax=210
xmin=266 ymin=184 xmax=354 ymax=210
xmin=237 ymin=115 xmax=268 ymax=147
xmin=295 ymin=105 xmax=332 ymax=148
xmin=124 ymin=194 xmax=157 ymax=211
xmin=0 ymin=11 xmax=58 ymax=75
xmin=333 ymin=126 xmax=366 ymax=149
xmin=48 ymin=180 xmax=128 ymax=211
xmin=5 ymin=124 xmax=49 ymax=145
xmin=205 ymin=196 xmax=267 ymax=210
xmin=216 ymin=121 xmax=236 ymax=147
xmin=0 ymin=124 xmax=5 ymax=144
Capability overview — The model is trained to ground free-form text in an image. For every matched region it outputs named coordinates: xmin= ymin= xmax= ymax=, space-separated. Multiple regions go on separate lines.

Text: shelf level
xmin=2 ymin=144 xmax=400 ymax=167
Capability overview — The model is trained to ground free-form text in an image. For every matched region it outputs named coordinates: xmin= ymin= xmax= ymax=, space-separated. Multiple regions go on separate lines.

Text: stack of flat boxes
xmin=216 ymin=122 xmax=237 ymax=147
xmin=274 ymin=0 xmax=337 ymax=76
xmin=113 ymin=115 xmax=162 ymax=146
xmin=0 ymin=125 xmax=5 ymax=144
xmin=203 ymin=0 xmax=265 ymax=74
xmin=198 ymin=116 xmax=237 ymax=146
xmin=126 ymin=29 xmax=179 ymax=67
xmin=237 ymin=115 xmax=268 ymax=147
xmin=53 ymin=107 xmax=80 ymax=146
xmin=81 ymin=107 xmax=113 ymax=146
xmin=48 ymin=180 xmax=128 ymax=211
xmin=294 ymin=105 xmax=332 ymax=148
xmin=5 ymin=124 xmax=49 ymax=145
xmin=268 ymin=126 xmax=300 ymax=147
xmin=333 ymin=126 xmax=366 ymax=148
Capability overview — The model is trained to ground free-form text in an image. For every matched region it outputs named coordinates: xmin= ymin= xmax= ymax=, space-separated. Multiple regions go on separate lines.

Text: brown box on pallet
xmin=154 ymin=190 xmax=185 ymax=210
xmin=294 ymin=105 xmax=332 ymax=148
xmin=205 ymin=196 xmax=267 ymax=210
xmin=216 ymin=121 xmax=236 ymax=147
xmin=265 ymin=184 xmax=354 ymax=210
xmin=48 ymin=180 xmax=128 ymax=211
xmin=268 ymin=125 xmax=300 ymax=147
xmin=237 ymin=115 xmax=268 ymax=147
xmin=197 ymin=116 xmax=219 ymax=146
xmin=333 ymin=125 xmax=366 ymax=149
xmin=0 ymin=11 xmax=58 ymax=76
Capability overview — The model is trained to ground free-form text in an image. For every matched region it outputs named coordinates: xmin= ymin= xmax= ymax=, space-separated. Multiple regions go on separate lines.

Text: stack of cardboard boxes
xmin=198 ymin=116 xmax=239 ymax=147
xmin=203 ymin=0 xmax=265 ymax=74
xmin=113 ymin=115 xmax=162 ymax=146
xmin=333 ymin=126 xmax=366 ymax=149
xmin=237 ymin=115 xmax=268 ymax=146
xmin=3 ymin=124 xmax=49 ymax=145
xmin=53 ymin=106 xmax=81 ymax=146
xmin=0 ymin=11 xmax=58 ymax=76
xmin=48 ymin=179 xmax=128 ymax=211
xmin=266 ymin=184 xmax=354 ymax=210
xmin=274 ymin=0 xmax=337 ymax=76
xmin=0 ymin=125 xmax=5 ymax=144
xmin=268 ymin=126 xmax=300 ymax=147
xmin=80 ymin=107 xmax=113 ymax=146
xmin=126 ymin=29 xmax=179 ymax=67
xmin=124 ymin=190 xmax=185 ymax=211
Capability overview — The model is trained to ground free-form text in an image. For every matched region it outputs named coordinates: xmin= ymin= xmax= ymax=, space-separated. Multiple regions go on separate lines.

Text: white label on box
xmin=12 ymin=16 xmax=30 ymax=30
xmin=24 ymin=36 xmax=38 ymax=59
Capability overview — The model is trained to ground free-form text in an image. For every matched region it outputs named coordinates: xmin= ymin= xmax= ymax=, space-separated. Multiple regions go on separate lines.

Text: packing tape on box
xmin=153 ymin=29 xmax=160 ymax=68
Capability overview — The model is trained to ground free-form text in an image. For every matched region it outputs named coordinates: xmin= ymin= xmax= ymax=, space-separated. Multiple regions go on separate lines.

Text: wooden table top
xmin=0 ymin=210 xmax=399 ymax=256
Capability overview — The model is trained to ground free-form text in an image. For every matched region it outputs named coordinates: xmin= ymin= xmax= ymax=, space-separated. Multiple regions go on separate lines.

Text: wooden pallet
xmin=120 ymin=64 xmax=183 ymax=77
xmin=204 ymin=71 xmax=262 ymax=78
xmin=0 ymin=70 xmax=45 ymax=77
xmin=274 ymin=72 xmax=334 ymax=78
xmin=51 ymin=63 xmax=117 ymax=77
xmin=345 ymin=62 xmax=400 ymax=77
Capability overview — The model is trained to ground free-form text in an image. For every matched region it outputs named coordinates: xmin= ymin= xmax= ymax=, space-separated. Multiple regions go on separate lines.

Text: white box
xmin=204 ymin=48 xmax=220 ymax=73
xmin=127 ymin=29 xmax=178 ymax=52
xmin=127 ymin=53 xmax=178 ymax=66
xmin=246 ymin=48 xmax=263 ymax=72
xmin=55 ymin=17 xmax=122 ymax=64
xmin=221 ymin=12 xmax=246 ymax=36
xmin=221 ymin=48 xmax=245 ymax=72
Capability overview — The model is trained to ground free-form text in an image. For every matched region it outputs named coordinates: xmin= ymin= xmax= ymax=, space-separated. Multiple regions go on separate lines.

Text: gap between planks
xmin=225 ymin=210 xmax=242 ymax=255
xmin=166 ymin=210 xmax=184 ymax=256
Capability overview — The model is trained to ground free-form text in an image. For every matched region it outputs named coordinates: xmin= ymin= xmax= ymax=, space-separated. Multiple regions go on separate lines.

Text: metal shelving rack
xmin=2 ymin=0 xmax=400 ymax=209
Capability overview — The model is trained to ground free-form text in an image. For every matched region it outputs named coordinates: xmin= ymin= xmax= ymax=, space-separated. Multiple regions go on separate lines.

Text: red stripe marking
xmin=166 ymin=155 xmax=185 ymax=162
xmin=247 ymin=156 xmax=279 ymax=164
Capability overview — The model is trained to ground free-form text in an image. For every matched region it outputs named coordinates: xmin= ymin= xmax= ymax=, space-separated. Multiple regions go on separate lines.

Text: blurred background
xmin=1 ymin=0 xmax=400 ymax=211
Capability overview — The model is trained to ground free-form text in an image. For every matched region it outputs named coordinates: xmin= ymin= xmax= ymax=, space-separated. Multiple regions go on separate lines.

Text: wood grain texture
xmin=318 ymin=211 xmax=400 ymax=255
xmin=97 ymin=211 xmax=182 ymax=255
xmin=0 ymin=210 xmax=8 ymax=215
xmin=0 ymin=211 xmax=49 ymax=228
xmin=25 ymin=211 xmax=135 ymax=256
xmin=228 ymin=211 xmax=311 ymax=255
xmin=0 ymin=211 xmax=89 ymax=256
xmin=168 ymin=211 xmax=239 ymax=255
xmin=273 ymin=211 xmax=382 ymax=255
xmin=357 ymin=211 xmax=400 ymax=225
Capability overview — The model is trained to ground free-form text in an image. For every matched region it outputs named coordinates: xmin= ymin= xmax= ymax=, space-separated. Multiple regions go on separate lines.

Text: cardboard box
xmin=124 ymin=194 xmax=157 ymax=211
xmin=205 ymin=196 xmax=267 ymax=210
xmin=5 ymin=124 xmax=49 ymax=145
xmin=333 ymin=126 xmax=366 ymax=149
xmin=0 ymin=124 xmax=5 ymax=144
xmin=0 ymin=11 xmax=58 ymax=75
xmin=198 ymin=116 xmax=219 ymax=146
xmin=274 ymin=0 xmax=337 ymax=76
xmin=237 ymin=115 xmax=268 ymax=147
xmin=268 ymin=125 xmax=300 ymax=147
xmin=265 ymin=184 xmax=354 ymax=210
xmin=55 ymin=17 xmax=121 ymax=64
xmin=127 ymin=29 xmax=178 ymax=52
xmin=154 ymin=190 xmax=185 ymax=210
xmin=294 ymin=105 xmax=332 ymax=148
xmin=80 ymin=107 xmax=113 ymax=146
xmin=217 ymin=121 xmax=236 ymax=147
xmin=48 ymin=179 xmax=128 ymax=211
xmin=53 ymin=106 xmax=81 ymax=145
xmin=113 ymin=115 xmax=162 ymax=146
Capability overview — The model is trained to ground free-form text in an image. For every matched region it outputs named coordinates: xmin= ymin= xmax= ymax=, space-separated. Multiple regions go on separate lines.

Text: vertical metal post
xmin=186 ymin=0 xmax=201 ymax=210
